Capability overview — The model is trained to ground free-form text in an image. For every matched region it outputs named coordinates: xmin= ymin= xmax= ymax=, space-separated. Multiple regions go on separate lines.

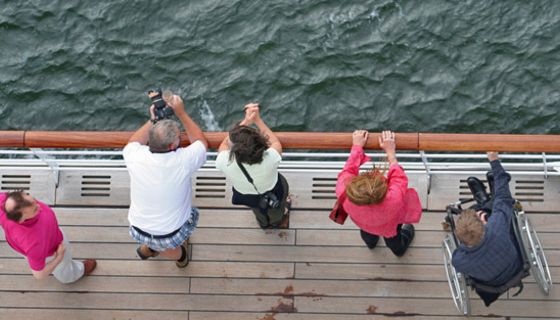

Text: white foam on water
xmin=369 ymin=9 xmax=380 ymax=22
xmin=199 ymin=99 xmax=222 ymax=131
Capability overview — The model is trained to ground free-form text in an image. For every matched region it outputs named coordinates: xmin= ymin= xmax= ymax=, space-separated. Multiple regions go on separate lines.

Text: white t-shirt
xmin=123 ymin=141 xmax=207 ymax=235
xmin=215 ymin=148 xmax=281 ymax=195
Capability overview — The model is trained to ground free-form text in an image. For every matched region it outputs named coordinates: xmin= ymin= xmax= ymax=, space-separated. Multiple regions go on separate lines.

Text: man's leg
xmin=156 ymin=207 xmax=199 ymax=267
xmin=51 ymin=235 xmax=85 ymax=284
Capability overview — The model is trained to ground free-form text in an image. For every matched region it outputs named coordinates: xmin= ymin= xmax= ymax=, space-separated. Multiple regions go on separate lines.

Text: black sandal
xmin=175 ymin=242 xmax=189 ymax=268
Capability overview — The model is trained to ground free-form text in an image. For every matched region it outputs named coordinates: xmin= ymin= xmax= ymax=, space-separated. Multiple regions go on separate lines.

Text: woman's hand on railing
xmin=379 ymin=130 xmax=398 ymax=165
xmin=352 ymin=130 xmax=368 ymax=147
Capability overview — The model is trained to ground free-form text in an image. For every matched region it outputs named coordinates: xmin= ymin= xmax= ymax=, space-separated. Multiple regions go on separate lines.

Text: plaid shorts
xmin=129 ymin=207 xmax=199 ymax=252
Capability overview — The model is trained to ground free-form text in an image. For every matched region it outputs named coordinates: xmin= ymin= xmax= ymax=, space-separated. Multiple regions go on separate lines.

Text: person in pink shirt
xmin=0 ymin=191 xmax=97 ymax=283
xmin=335 ymin=130 xmax=422 ymax=256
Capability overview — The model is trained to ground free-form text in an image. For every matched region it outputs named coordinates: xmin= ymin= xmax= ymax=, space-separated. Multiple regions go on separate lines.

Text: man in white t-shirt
xmin=123 ymin=92 xmax=207 ymax=268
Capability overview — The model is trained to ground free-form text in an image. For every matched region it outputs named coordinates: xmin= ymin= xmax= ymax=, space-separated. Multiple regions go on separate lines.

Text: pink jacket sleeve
xmin=386 ymin=164 xmax=423 ymax=224
xmin=336 ymin=145 xmax=371 ymax=198
xmin=385 ymin=164 xmax=408 ymax=202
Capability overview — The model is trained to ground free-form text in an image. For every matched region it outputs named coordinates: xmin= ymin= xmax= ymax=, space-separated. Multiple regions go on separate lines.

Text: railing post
xmin=420 ymin=151 xmax=432 ymax=194
xmin=542 ymin=152 xmax=548 ymax=179
xmin=30 ymin=148 xmax=60 ymax=187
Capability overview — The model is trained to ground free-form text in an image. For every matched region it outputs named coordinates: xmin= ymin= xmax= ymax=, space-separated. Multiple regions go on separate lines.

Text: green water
xmin=1 ymin=0 xmax=559 ymax=134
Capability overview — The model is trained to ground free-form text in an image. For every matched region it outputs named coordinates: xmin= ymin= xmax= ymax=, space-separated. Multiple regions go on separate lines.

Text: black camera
xmin=259 ymin=191 xmax=281 ymax=210
xmin=148 ymin=89 xmax=174 ymax=121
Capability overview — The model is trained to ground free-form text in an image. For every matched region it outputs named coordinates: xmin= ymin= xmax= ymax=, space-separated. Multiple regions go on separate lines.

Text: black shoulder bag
xmin=235 ymin=159 xmax=281 ymax=211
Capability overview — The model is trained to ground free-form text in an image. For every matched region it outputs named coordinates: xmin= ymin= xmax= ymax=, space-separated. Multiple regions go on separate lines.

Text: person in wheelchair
xmin=452 ymin=151 xmax=524 ymax=306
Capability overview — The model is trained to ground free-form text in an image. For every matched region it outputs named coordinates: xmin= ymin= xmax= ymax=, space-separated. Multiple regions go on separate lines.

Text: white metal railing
xmin=1 ymin=148 xmax=559 ymax=193
xmin=1 ymin=149 xmax=560 ymax=178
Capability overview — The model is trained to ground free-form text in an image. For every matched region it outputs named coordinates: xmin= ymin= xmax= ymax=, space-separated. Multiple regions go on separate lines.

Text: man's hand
xmin=149 ymin=105 xmax=156 ymax=121
xmin=476 ymin=210 xmax=488 ymax=225
xmin=352 ymin=130 xmax=368 ymax=147
xmin=31 ymin=242 xmax=66 ymax=280
xmin=487 ymin=151 xmax=499 ymax=162
xmin=165 ymin=95 xmax=186 ymax=115
xmin=55 ymin=243 xmax=65 ymax=260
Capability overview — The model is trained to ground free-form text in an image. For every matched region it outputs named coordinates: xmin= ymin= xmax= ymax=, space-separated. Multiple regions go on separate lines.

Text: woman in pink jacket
xmin=335 ymin=130 xmax=422 ymax=256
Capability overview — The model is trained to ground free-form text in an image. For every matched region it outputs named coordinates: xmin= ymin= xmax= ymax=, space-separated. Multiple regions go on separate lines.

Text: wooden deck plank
xmin=1 ymin=310 xmax=502 ymax=320
xmin=294 ymin=263 xmax=447 ymax=281
xmin=0 ymin=309 xmax=190 ymax=320
xmin=507 ymin=283 xmax=559 ymax=300
xmin=190 ymin=278 xmax=450 ymax=298
xmin=296 ymin=229 xmax=447 ymax=247
xmin=54 ymin=207 xmax=129 ymax=226
xmin=294 ymin=262 xmax=560 ymax=283
xmin=0 ymin=243 xmax=140 ymax=259
xmin=0 ymin=226 xmax=297 ymax=245
xmin=191 ymin=228 xmax=296 ymax=245
xmin=468 ymin=299 xmax=560 ymax=318
xmin=192 ymin=244 xmax=442 ymax=264
xmin=295 ymin=228 xmax=560 ymax=249
xmin=0 ymin=259 xmax=294 ymax=279
xmin=0 ymin=226 xmax=132 ymax=243
xmin=189 ymin=312 xmax=499 ymax=320
xmin=0 ymin=292 xmax=293 ymax=312
xmin=58 ymin=226 xmax=295 ymax=246
xmin=0 ymin=274 xmax=189 ymax=293
xmin=192 ymin=244 xmax=560 ymax=266
xmin=295 ymin=296 xmax=560 ymax=317
xmin=294 ymin=296 xmax=462 ymax=316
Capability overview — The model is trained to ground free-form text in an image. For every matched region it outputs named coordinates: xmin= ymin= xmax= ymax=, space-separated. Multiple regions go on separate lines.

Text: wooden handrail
xmin=1 ymin=130 xmax=560 ymax=152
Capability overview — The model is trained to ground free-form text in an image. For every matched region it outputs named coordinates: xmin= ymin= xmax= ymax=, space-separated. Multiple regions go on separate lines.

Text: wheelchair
xmin=442 ymin=198 xmax=553 ymax=315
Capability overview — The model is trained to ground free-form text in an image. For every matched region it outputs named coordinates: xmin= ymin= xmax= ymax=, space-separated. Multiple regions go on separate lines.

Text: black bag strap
xmin=235 ymin=158 xmax=270 ymax=220
xmin=235 ymin=158 xmax=262 ymax=195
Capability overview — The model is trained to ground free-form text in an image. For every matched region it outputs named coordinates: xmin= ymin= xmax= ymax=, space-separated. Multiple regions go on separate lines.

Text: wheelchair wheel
xmin=518 ymin=213 xmax=553 ymax=295
xmin=442 ymin=235 xmax=470 ymax=315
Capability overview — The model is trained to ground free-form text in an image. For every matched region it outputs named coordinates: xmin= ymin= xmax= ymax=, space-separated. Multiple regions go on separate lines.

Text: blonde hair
xmin=345 ymin=167 xmax=388 ymax=205
xmin=455 ymin=209 xmax=485 ymax=247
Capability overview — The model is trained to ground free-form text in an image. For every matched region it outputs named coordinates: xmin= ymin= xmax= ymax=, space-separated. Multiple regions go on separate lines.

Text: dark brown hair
xmin=228 ymin=125 xmax=270 ymax=165
xmin=3 ymin=191 xmax=33 ymax=222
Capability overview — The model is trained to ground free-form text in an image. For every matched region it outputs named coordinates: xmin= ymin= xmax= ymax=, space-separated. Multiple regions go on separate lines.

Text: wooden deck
xmin=0 ymin=168 xmax=559 ymax=319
